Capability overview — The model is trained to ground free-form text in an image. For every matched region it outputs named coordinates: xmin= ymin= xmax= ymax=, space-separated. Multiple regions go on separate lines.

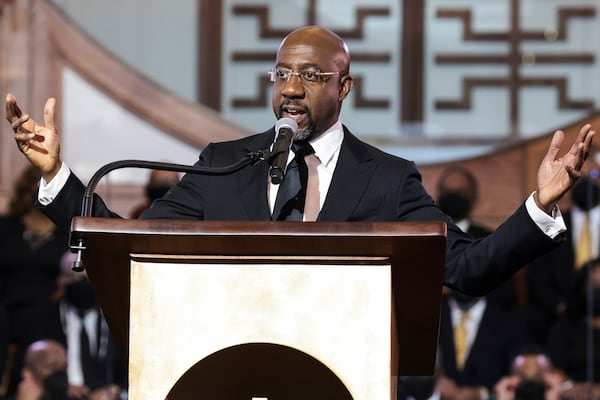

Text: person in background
xmin=435 ymin=289 xmax=527 ymax=400
xmin=527 ymin=152 xmax=600 ymax=345
xmin=494 ymin=344 xmax=564 ymax=400
xmin=546 ymin=256 xmax=600 ymax=398
xmin=55 ymin=253 xmax=126 ymax=400
xmin=129 ymin=169 xmax=180 ymax=219
xmin=14 ymin=339 xmax=69 ymax=400
xmin=436 ymin=165 xmax=518 ymax=312
xmin=0 ymin=166 xmax=69 ymax=397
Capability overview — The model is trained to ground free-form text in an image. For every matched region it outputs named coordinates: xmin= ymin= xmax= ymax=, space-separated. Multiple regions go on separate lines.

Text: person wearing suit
xmin=436 ymin=291 xmax=527 ymax=399
xmin=55 ymin=252 xmax=126 ymax=400
xmin=4 ymin=25 xmax=596 ymax=298
xmin=436 ymin=164 xmax=518 ymax=311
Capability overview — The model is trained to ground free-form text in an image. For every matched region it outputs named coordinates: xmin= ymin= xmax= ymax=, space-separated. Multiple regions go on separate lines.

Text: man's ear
xmin=339 ymin=75 xmax=353 ymax=101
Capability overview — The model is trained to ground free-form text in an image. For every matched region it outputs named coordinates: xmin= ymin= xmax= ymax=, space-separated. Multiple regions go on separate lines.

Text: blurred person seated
xmin=54 ymin=252 xmax=126 ymax=400
xmin=129 ymin=169 xmax=180 ymax=219
xmin=436 ymin=165 xmax=517 ymax=312
xmin=0 ymin=166 xmax=69 ymax=396
xmin=14 ymin=339 xmax=69 ymax=400
xmin=546 ymin=256 xmax=600 ymax=398
xmin=436 ymin=290 xmax=527 ymax=400
xmin=494 ymin=344 xmax=564 ymax=400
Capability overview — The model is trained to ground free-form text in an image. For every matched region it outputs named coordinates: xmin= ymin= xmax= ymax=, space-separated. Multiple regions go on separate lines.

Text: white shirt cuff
xmin=525 ymin=192 xmax=566 ymax=239
xmin=38 ymin=162 xmax=71 ymax=205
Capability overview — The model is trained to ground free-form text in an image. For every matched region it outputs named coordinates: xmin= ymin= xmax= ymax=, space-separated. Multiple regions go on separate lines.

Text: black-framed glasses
xmin=268 ymin=67 xmax=343 ymax=84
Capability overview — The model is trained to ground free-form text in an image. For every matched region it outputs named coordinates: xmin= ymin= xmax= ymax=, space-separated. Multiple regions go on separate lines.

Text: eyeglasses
xmin=268 ymin=67 xmax=343 ymax=84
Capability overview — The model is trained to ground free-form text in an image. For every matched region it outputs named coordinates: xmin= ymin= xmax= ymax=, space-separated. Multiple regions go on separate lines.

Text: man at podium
xmin=5 ymin=25 xmax=596 ymax=298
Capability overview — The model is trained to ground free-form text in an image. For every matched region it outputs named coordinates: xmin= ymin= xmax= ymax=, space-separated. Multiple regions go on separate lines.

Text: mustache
xmin=279 ymin=100 xmax=307 ymax=113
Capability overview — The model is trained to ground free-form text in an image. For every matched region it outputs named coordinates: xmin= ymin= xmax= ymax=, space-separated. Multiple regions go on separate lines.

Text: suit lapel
xmin=319 ymin=127 xmax=378 ymax=221
xmin=238 ymin=130 xmax=275 ymax=220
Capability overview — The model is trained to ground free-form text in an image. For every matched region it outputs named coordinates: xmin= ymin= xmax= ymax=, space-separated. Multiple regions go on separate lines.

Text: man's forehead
xmin=276 ymin=43 xmax=346 ymax=69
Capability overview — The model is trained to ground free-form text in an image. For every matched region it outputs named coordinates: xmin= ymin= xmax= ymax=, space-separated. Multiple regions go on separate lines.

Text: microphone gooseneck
xmin=71 ymin=150 xmax=269 ymax=271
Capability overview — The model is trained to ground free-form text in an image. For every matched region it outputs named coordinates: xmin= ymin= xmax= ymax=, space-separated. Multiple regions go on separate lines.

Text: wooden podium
xmin=70 ymin=218 xmax=446 ymax=400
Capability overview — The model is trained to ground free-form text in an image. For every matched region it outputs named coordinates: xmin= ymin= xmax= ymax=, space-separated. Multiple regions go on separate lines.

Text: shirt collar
xmin=307 ymin=120 xmax=344 ymax=167
xmin=454 ymin=218 xmax=471 ymax=233
xmin=449 ymin=297 xmax=486 ymax=322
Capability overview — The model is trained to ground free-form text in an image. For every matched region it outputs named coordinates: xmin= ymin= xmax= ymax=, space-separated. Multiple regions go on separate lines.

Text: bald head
xmin=278 ymin=26 xmax=351 ymax=73
xmin=24 ymin=340 xmax=67 ymax=383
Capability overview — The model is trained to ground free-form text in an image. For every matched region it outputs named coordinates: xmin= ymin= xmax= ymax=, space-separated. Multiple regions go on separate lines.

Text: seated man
xmin=14 ymin=339 xmax=68 ymax=400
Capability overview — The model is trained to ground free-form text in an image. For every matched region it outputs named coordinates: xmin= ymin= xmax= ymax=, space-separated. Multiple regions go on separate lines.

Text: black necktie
xmin=272 ymin=143 xmax=314 ymax=221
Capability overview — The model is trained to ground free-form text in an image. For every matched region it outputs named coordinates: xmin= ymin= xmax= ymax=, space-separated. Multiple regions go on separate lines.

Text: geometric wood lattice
xmin=434 ymin=4 xmax=596 ymax=135
xmin=229 ymin=1 xmax=392 ymax=109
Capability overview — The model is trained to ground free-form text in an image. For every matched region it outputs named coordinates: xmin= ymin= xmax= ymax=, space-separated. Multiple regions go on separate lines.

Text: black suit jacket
xmin=42 ymin=126 xmax=561 ymax=295
xmin=438 ymin=299 xmax=525 ymax=390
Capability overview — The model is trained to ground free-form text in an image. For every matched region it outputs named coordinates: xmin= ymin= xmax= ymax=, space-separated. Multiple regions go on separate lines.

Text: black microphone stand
xmin=71 ymin=149 xmax=270 ymax=271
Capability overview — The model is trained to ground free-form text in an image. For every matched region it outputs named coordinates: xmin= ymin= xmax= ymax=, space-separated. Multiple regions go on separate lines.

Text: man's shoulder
xmin=210 ymin=129 xmax=273 ymax=149
xmin=341 ymin=126 xmax=415 ymax=166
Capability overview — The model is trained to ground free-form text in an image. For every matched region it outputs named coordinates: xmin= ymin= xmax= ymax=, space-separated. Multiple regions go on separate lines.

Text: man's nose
xmin=280 ymin=75 xmax=305 ymax=98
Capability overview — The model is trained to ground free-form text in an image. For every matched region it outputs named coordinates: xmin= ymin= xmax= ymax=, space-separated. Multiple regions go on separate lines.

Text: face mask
xmin=438 ymin=192 xmax=472 ymax=221
xmin=571 ymin=177 xmax=600 ymax=211
xmin=65 ymin=279 xmax=97 ymax=311
xmin=146 ymin=185 xmax=172 ymax=202
xmin=43 ymin=370 xmax=69 ymax=400
xmin=451 ymin=291 xmax=479 ymax=311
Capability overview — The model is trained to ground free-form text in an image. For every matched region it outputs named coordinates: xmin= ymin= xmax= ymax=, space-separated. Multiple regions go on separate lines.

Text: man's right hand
xmin=5 ymin=93 xmax=62 ymax=182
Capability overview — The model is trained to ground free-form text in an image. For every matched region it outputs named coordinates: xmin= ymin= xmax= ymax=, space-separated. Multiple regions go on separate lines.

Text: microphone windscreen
xmin=275 ymin=117 xmax=298 ymax=134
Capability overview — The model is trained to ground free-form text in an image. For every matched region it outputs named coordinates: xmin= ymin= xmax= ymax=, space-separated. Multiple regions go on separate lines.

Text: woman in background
xmin=0 ymin=165 xmax=69 ymax=397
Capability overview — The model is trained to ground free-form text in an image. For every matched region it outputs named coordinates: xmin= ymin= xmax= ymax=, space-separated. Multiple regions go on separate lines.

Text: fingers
xmin=5 ymin=92 xmax=23 ymax=122
xmin=6 ymin=93 xmax=34 ymax=135
xmin=44 ymin=97 xmax=56 ymax=130
xmin=571 ymin=125 xmax=595 ymax=170
xmin=10 ymin=114 xmax=30 ymax=130
xmin=570 ymin=124 xmax=594 ymax=158
xmin=543 ymin=129 xmax=565 ymax=163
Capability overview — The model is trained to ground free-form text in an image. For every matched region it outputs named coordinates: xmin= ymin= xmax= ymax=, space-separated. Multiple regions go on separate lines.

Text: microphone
xmin=269 ymin=117 xmax=298 ymax=185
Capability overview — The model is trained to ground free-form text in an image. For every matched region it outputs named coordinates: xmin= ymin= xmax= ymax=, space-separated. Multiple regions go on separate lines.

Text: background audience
xmin=54 ymin=253 xmax=126 ymax=400
xmin=526 ymin=172 xmax=600 ymax=345
xmin=1 ymin=162 xmax=599 ymax=400
xmin=547 ymin=257 xmax=600 ymax=394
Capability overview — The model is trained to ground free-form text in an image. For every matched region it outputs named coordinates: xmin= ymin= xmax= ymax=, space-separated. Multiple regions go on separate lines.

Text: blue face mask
xmin=43 ymin=370 xmax=69 ymax=400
